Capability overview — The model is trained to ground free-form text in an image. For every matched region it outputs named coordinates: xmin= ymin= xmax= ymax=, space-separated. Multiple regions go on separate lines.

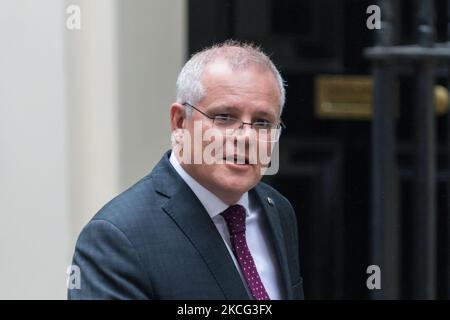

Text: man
xmin=68 ymin=41 xmax=304 ymax=300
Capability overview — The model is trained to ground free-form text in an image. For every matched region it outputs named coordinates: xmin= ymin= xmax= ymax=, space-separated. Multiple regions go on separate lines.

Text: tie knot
xmin=220 ymin=205 xmax=246 ymax=235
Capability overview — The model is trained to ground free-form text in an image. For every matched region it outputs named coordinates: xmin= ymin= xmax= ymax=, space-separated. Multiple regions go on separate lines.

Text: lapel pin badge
xmin=267 ymin=197 xmax=274 ymax=206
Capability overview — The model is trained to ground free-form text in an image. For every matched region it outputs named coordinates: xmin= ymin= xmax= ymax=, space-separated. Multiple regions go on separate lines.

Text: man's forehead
xmin=201 ymin=67 xmax=278 ymax=99
xmin=202 ymin=58 xmax=273 ymax=80
xmin=198 ymin=59 xmax=281 ymax=113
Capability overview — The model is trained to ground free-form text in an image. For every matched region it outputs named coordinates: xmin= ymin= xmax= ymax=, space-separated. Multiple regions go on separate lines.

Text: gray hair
xmin=175 ymin=40 xmax=286 ymax=116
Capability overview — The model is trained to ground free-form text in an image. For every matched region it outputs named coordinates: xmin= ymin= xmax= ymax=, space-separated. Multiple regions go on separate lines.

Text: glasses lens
xmin=258 ymin=128 xmax=281 ymax=142
xmin=213 ymin=121 xmax=282 ymax=142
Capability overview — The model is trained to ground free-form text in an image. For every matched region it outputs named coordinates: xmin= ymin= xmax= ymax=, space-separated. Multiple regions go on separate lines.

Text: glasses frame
xmin=182 ymin=102 xmax=286 ymax=141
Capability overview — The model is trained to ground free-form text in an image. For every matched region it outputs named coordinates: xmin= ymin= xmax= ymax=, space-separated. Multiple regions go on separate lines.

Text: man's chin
xmin=215 ymin=178 xmax=257 ymax=196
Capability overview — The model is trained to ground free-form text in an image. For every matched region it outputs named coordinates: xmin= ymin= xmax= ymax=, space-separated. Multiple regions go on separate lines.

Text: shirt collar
xmin=169 ymin=150 xmax=250 ymax=219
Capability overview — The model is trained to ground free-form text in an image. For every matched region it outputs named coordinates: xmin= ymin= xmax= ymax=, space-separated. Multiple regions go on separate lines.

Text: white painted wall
xmin=0 ymin=0 xmax=186 ymax=299
xmin=0 ymin=0 xmax=70 ymax=299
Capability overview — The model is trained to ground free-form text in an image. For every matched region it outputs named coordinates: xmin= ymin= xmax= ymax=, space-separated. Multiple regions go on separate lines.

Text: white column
xmin=67 ymin=0 xmax=187 ymax=237
xmin=116 ymin=0 xmax=186 ymax=188
xmin=0 ymin=0 xmax=186 ymax=299
xmin=65 ymin=0 xmax=121 ymax=241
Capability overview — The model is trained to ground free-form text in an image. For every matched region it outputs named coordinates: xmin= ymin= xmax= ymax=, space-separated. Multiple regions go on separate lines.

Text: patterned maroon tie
xmin=221 ymin=205 xmax=270 ymax=300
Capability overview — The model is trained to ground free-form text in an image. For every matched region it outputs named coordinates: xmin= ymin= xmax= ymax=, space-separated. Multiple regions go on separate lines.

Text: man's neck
xmin=172 ymin=151 xmax=244 ymax=205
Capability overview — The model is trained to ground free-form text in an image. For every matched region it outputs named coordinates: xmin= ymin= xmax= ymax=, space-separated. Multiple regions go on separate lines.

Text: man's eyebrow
xmin=208 ymin=105 xmax=278 ymax=119
xmin=253 ymin=110 xmax=277 ymax=119
xmin=208 ymin=105 xmax=239 ymax=112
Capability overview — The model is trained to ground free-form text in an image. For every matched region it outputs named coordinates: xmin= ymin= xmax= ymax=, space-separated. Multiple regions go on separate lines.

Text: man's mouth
xmin=223 ymin=154 xmax=250 ymax=165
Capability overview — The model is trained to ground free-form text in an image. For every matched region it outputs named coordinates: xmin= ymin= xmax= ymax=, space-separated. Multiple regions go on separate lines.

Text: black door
xmin=188 ymin=0 xmax=450 ymax=299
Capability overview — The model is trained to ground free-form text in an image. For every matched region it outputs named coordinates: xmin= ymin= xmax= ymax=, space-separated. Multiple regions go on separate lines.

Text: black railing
xmin=365 ymin=0 xmax=450 ymax=299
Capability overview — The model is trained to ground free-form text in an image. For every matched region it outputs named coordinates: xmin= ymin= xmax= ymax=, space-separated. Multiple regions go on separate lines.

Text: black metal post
xmin=446 ymin=0 xmax=450 ymax=300
xmin=412 ymin=0 xmax=436 ymax=300
xmin=370 ymin=0 xmax=400 ymax=300
xmin=365 ymin=0 xmax=450 ymax=300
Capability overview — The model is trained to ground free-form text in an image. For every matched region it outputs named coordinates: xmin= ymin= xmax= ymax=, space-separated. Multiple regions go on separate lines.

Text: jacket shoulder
xmin=92 ymin=173 xmax=158 ymax=226
xmin=256 ymin=181 xmax=298 ymax=232
xmin=256 ymin=181 xmax=295 ymax=211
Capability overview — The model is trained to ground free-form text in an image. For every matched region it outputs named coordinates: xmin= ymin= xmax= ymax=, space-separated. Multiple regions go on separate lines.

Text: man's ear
xmin=170 ymin=103 xmax=186 ymax=131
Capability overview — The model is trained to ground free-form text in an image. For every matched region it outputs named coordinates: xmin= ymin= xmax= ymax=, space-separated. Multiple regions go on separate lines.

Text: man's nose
xmin=234 ymin=123 xmax=257 ymax=145
xmin=235 ymin=122 xmax=251 ymax=135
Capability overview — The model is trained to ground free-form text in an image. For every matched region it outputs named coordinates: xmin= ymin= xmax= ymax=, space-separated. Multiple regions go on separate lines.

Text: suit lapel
xmin=253 ymin=186 xmax=294 ymax=300
xmin=153 ymin=152 xmax=249 ymax=300
xmin=153 ymin=151 xmax=294 ymax=299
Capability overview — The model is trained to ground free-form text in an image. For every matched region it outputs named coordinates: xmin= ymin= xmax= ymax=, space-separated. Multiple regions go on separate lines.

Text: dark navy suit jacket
xmin=68 ymin=151 xmax=304 ymax=299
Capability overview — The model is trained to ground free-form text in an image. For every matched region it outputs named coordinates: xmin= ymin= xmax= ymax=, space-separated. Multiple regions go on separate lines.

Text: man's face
xmin=172 ymin=59 xmax=281 ymax=204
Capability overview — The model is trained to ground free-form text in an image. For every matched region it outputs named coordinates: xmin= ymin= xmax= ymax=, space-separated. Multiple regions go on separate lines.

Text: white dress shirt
xmin=169 ymin=151 xmax=285 ymax=299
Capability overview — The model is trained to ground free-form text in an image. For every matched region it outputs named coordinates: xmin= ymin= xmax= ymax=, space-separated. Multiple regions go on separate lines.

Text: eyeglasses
xmin=182 ymin=102 xmax=285 ymax=142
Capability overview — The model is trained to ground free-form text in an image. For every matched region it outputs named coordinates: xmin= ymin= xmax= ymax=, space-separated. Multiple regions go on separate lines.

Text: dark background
xmin=188 ymin=0 xmax=450 ymax=299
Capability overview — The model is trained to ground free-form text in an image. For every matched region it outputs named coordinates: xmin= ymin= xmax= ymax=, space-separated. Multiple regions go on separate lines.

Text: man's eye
xmin=214 ymin=114 xmax=234 ymax=121
xmin=253 ymin=120 xmax=273 ymax=128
